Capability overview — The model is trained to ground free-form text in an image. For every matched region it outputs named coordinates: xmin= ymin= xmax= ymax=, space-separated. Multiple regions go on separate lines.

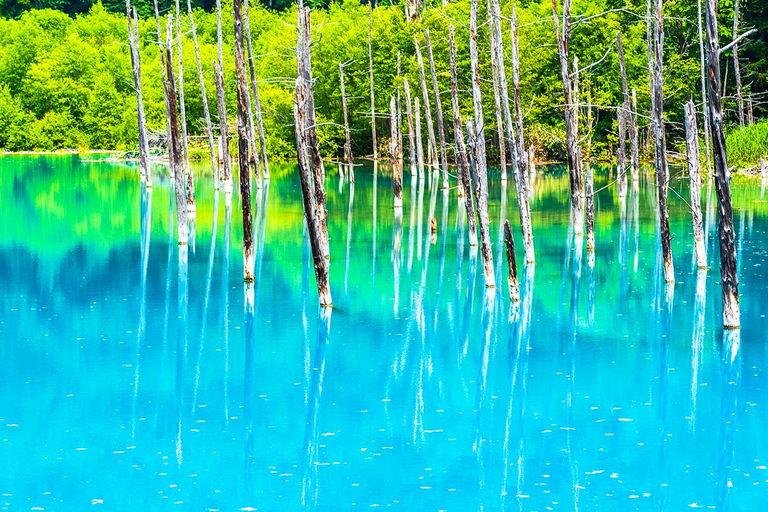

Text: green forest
xmin=0 ymin=0 xmax=766 ymax=162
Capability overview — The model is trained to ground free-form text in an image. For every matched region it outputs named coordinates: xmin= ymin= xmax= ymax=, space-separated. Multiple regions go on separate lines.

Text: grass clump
xmin=726 ymin=119 xmax=768 ymax=170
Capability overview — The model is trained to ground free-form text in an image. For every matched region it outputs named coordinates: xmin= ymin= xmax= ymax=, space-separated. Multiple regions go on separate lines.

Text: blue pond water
xmin=1 ymin=155 xmax=768 ymax=510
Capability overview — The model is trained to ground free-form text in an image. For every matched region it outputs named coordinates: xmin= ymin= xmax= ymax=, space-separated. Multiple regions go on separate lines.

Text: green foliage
xmin=726 ymin=119 xmax=768 ymax=169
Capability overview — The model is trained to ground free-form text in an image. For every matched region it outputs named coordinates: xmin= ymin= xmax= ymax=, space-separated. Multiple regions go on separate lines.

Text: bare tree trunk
xmin=242 ymin=0 xmax=262 ymax=190
xmin=503 ymin=220 xmax=519 ymax=301
xmin=616 ymin=31 xmax=629 ymax=198
xmin=470 ymin=0 xmax=495 ymax=288
xmin=449 ymin=25 xmax=477 ymax=246
xmin=368 ymin=5 xmax=377 ymax=160
xmin=244 ymin=0 xmax=269 ymax=180
xmin=164 ymin=17 xmax=188 ymax=245
xmin=696 ymin=0 xmax=712 ymax=175
xmin=733 ymin=0 xmax=745 ymax=128
xmin=214 ymin=60 xmax=232 ymax=190
xmin=415 ymin=38 xmax=438 ymax=170
xmin=153 ymin=0 xmax=172 ymax=173
xmin=175 ymin=0 xmax=192 ymax=210
xmin=552 ymin=0 xmax=583 ymax=236
xmin=415 ymin=97 xmax=425 ymax=178
xmin=390 ymin=96 xmax=403 ymax=209
xmin=630 ymin=88 xmax=639 ymax=180
xmin=126 ymin=2 xmax=151 ymax=187
xmin=403 ymin=78 xmax=417 ymax=176
xmin=425 ymin=29 xmax=449 ymax=187
xmin=510 ymin=4 xmax=527 ymax=178
xmin=684 ymin=99 xmax=707 ymax=269
xmin=216 ymin=0 xmax=223 ymax=66
xmin=397 ymin=52 xmax=403 ymax=168
xmin=705 ymin=0 xmax=740 ymax=328
xmin=486 ymin=0 xmax=506 ymax=179
xmin=491 ymin=0 xmax=535 ymax=263
xmin=187 ymin=0 xmax=217 ymax=190
xmin=340 ymin=62 xmax=354 ymax=179
xmin=651 ymin=0 xmax=674 ymax=283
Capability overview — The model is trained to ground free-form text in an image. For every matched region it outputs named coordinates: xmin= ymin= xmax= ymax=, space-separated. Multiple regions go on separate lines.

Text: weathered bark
xmin=585 ymin=164 xmax=595 ymax=252
xmin=175 ymin=0 xmax=190 ymax=175
xmin=242 ymin=0 xmax=263 ymax=190
xmin=126 ymin=2 xmax=151 ymax=187
xmin=616 ymin=31 xmax=629 ymax=198
xmin=368 ymin=5 xmax=377 ymax=160
xmin=684 ymin=99 xmax=707 ymax=269
xmin=403 ymin=78 xmax=417 ymax=176
xmin=153 ymin=0 xmax=172 ymax=173
xmin=414 ymin=97 xmax=425 ymax=177
xmin=187 ymin=0 xmax=217 ymax=190
xmin=234 ymin=0 xmax=254 ymax=282
xmin=503 ymin=220 xmax=520 ymax=301
xmin=424 ymin=29 xmax=448 ymax=188
xmin=510 ymin=4 xmax=527 ymax=178
xmin=528 ymin=143 xmax=535 ymax=174
xmin=414 ymin=37 xmax=438 ymax=170
xmin=449 ymin=26 xmax=477 ymax=246
xmin=390 ymin=96 xmax=403 ymax=209
xmin=630 ymin=88 xmax=639 ymax=180
xmin=244 ymin=0 xmax=269 ymax=180
xmin=397 ymin=52 xmax=403 ymax=168
xmin=732 ymin=0 xmax=745 ymax=128
xmin=552 ymin=0 xmax=583 ymax=236
xmin=651 ymin=0 xmax=675 ymax=283
xmin=469 ymin=0 xmax=495 ymax=288
xmin=295 ymin=78 xmax=332 ymax=306
xmin=406 ymin=0 xmax=419 ymax=23
xmin=298 ymin=7 xmax=329 ymax=260
xmin=705 ymin=0 xmax=740 ymax=328
xmin=216 ymin=0 xmax=223 ymax=66
xmin=339 ymin=62 xmax=354 ymax=179
xmin=213 ymin=60 xmax=232 ymax=190
xmin=491 ymin=0 xmax=535 ymax=263
xmin=696 ymin=0 xmax=712 ymax=174
xmin=486 ymin=0 xmax=506 ymax=179
xmin=164 ymin=17 xmax=188 ymax=245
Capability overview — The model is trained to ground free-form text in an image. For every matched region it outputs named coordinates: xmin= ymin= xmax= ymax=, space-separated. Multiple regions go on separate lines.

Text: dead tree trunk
xmin=552 ymin=0 xmax=583 ymax=236
xmin=390 ymin=96 xmax=403 ymax=209
xmin=397 ymin=52 xmax=403 ymax=168
xmin=684 ymin=99 xmax=707 ymax=269
xmin=470 ymin=0 xmax=495 ymax=288
xmin=126 ymin=2 xmax=151 ymax=187
xmin=630 ymin=88 xmax=639 ymax=180
xmin=491 ymin=0 xmax=535 ymax=263
xmin=187 ymin=0 xmax=217 ymax=190
xmin=449 ymin=25 xmax=477 ymax=246
xmin=696 ymin=0 xmax=712 ymax=175
xmin=216 ymin=0 xmax=223 ymax=66
xmin=244 ymin=0 xmax=269 ymax=180
xmin=340 ymin=62 xmax=354 ymax=179
xmin=415 ymin=97 xmax=425 ymax=177
xmin=174 ymin=0 xmax=191 ymax=177
xmin=242 ymin=0 xmax=263 ymax=190
xmin=415 ymin=37 xmax=438 ymax=170
xmin=213 ymin=60 xmax=232 ymax=190
xmin=487 ymin=0 xmax=506 ymax=179
xmin=503 ymin=220 xmax=520 ymax=301
xmin=510 ymin=4 xmax=527 ymax=178
xmin=616 ymin=31 xmax=630 ymax=198
xmin=733 ymin=0 xmax=745 ymax=128
xmin=153 ymin=0 xmax=172 ymax=174
xmin=705 ymin=0 xmax=740 ymax=328
xmin=403 ymin=78 xmax=417 ymax=176
xmin=368 ymin=5 xmax=377 ymax=160
xmin=651 ymin=0 xmax=675 ymax=283
xmin=585 ymin=164 xmax=595 ymax=252
xmin=164 ymin=17 xmax=188 ymax=245
xmin=234 ymin=0 xmax=254 ymax=282
xmin=425 ymin=29 xmax=449 ymax=187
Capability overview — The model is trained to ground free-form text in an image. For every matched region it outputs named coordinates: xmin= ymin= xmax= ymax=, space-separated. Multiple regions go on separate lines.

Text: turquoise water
xmin=1 ymin=155 xmax=768 ymax=510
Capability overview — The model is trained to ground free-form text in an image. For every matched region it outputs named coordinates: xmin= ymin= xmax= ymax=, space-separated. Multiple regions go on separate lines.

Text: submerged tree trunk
xmin=403 ymin=78 xmax=417 ymax=176
xmin=684 ymin=99 xmax=707 ymax=269
xmin=415 ymin=37 xmax=438 ymax=170
xmin=340 ymin=62 xmax=354 ymax=179
xmin=244 ymin=0 xmax=269 ymax=180
xmin=126 ymin=2 xmax=151 ymax=187
xmin=188 ymin=0 xmax=217 ymax=190
xmin=368 ymin=5 xmax=377 ymax=160
xmin=503 ymin=220 xmax=520 ymax=301
xmin=390 ymin=96 xmax=403 ymax=209
xmin=153 ymin=0 xmax=172 ymax=173
xmin=487 ymin=0 xmax=506 ymax=179
xmin=705 ymin=0 xmax=740 ymax=328
xmin=234 ymin=0 xmax=254 ymax=282
xmin=470 ymin=0 xmax=495 ymax=288
xmin=164 ymin=17 xmax=188 ymax=245
xmin=616 ymin=31 xmax=630 ymax=198
xmin=424 ymin=29 xmax=448 ymax=187
xmin=651 ymin=0 xmax=674 ymax=283
xmin=214 ymin=60 xmax=232 ymax=190
xmin=449 ymin=25 xmax=477 ymax=246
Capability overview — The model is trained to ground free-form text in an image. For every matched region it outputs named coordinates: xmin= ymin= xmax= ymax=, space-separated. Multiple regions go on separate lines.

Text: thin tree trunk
xmin=415 ymin=97 xmax=425 ymax=177
xmin=733 ymin=0 xmax=745 ymax=128
xmin=486 ymin=0 xmax=506 ymax=179
xmin=424 ymin=29 xmax=448 ymax=187
xmin=175 ymin=0 xmax=191 ymax=175
xmin=503 ymin=220 xmax=519 ymax=301
xmin=630 ymin=88 xmax=639 ymax=180
xmin=397 ymin=52 xmax=403 ymax=168
xmin=705 ymin=0 xmax=740 ymax=328
xmin=126 ymin=2 xmax=151 ymax=187
xmin=552 ymin=0 xmax=583 ymax=236
xmin=616 ymin=31 xmax=629 ymax=198
xmin=415 ymin=37 xmax=438 ymax=170
xmin=449 ymin=25 xmax=477 ymax=246
xmin=697 ymin=0 xmax=712 ymax=174
xmin=511 ymin=4 xmax=527 ymax=178
xmin=403 ymin=78 xmax=417 ymax=176
xmin=470 ymin=0 xmax=495 ymax=288
xmin=216 ymin=0 xmax=223 ymax=66
xmin=234 ymin=0 xmax=254 ymax=282
xmin=164 ymin=17 xmax=188 ymax=245
xmin=585 ymin=164 xmax=594 ymax=252
xmin=187 ymin=0 xmax=217 ymax=190
xmin=684 ymin=99 xmax=707 ymax=269
xmin=491 ymin=0 xmax=534 ymax=263
xmin=390 ymin=96 xmax=403 ymax=209
xmin=242 ymin=0 xmax=262 ymax=190
xmin=244 ymin=0 xmax=269 ymax=181
xmin=214 ymin=60 xmax=232 ymax=190
xmin=153 ymin=0 xmax=172 ymax=173
xmin=651 ymin=0 xmax=674 ymax=283
xmin=368 ymin=5 xmax=377 ymax=160
xmin=339 ymin=62 xmax=354 ymax=179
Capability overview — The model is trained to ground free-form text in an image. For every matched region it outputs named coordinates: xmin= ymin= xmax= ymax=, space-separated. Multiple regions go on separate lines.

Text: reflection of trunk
xmin=425 ymin=29 xmax=448 ymax=187
xmin=503 ymin=220 xmax=519 ymax=301
xmin=684 ymin=100 xmax=707 ymax=269
xmin=131 ymin=186 xmax=152 ymax=437
xmin=448 ymin=26 xmax=477 ymax=246
xmin=222 ymin=194 xmax=232 ymax=425
xmin=175 ymin=242 xmax=189 ymax=466
xmin=689 ymin=268 xmax=706 ymax=430
xmin=717 ymin=329 xmax=741 ymax=510
xmin=705 ymin=0 xmax=740 ymax=328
